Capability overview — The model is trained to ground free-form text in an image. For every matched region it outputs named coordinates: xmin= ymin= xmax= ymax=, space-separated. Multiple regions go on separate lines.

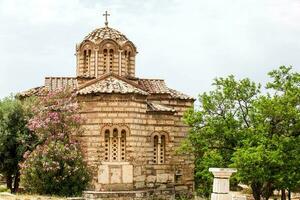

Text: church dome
xmin=76 ymin=16 xmax=137 ymax=78
xmin=83 ymin=27 xmax=129 ymax=45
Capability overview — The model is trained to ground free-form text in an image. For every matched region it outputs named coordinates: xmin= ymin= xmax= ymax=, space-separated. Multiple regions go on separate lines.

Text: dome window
xmin=83 ymin=49 xmax=91 ymax=74
xmin=109 ymin=49 xmax=114 ymax=72
xmin=103 ymin=49 xmax=108 ymax=73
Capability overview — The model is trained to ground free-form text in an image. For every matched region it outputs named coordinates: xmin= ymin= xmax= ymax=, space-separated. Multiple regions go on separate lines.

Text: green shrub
xmin=20 ymin=90 xmax=91 ymax=196
xmin=0 ymin=185 xmax=9 ymax=192
xmin=21 ymin=140 xmax=90 ymax=196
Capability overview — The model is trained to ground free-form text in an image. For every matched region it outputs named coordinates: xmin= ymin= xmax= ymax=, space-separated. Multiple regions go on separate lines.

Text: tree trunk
xmin=251 ymin=182 xmax=262 ymax=200
xmin=281 ymin=189 xmax=286 ymax=200
xmin=263 ymin=182 xmax=273 ymax=200
xmin=287 ymin=189 xmax=291 ymax=200
xmin=12 ymin=170 xmax=20 ymax=193
xmin=6 ymin=175 xmax=12 ymax=192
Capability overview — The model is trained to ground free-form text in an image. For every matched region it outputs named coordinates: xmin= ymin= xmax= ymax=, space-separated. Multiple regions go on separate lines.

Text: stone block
xmin=110 ymin=167 xmax=122 ymax=183
xmin=146 ymin=175 xmax=156 ymax=183
xmin=175 ymin=185 xmax=188 ymax=191
xmin=147 ymin=182 xmax=155 ymax=188
xmin=157 ymin=174 xmax=169 ymax=183
xmin=168 ymin=174 xmax=175 ymax=182
xmin=135 ymin=175 xmax=146 ymax=182
xmin=134 ymin=181 xmax=145 ymax=189
xmin=213 ymin=178 xmax=229 ymax=193
xmin=134 ymin=166 xmax=142 ymax=176
xmin=98 ymin=165 xmax=109 ymax=184
xmin=122 ymin=164 xmax=133 ymax=183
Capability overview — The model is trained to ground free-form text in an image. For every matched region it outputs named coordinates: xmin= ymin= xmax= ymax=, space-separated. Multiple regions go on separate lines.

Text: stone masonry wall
xmin=77 ymin=93 xmax=194 ymax=193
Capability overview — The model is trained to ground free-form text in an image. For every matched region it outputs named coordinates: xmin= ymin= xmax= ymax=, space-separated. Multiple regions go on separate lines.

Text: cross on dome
xmin=103 ymin=11 xmax=110 ymax=27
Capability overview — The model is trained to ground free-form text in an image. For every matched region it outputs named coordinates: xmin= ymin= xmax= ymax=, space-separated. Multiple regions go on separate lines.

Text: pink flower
xmin=23 ymin=151 xmax=30 ymax=159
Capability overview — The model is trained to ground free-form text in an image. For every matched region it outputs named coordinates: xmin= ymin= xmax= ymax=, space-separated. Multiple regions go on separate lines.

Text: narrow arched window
xmin=111 ymin=128 xmax=118 ymax=161
xmin=160 ymin=135 xmax=165 ymax=164
xmin=153 ymin=135 xmax=158 ymax=164
xmin=127 ymin=51 xmax=131 ymax=73
xmin=109 ymin=49 xmax=114 ymax=72
xmin=121 ymin=129 xmax=126 ymax=161
xmin=103 ymin=49 xmax=108 ymax=73
xmin=83 ymin=49 xmax=91 ymax=74
xmin=102 ymin=127 xmax=127 ymax=162
xmin=124 ymin=50 xmax=131 ymax=75
xmin=104 ymin=129 xmax=110 ymax=161
xmin=153 ymin=134 xmax=166 ymax=164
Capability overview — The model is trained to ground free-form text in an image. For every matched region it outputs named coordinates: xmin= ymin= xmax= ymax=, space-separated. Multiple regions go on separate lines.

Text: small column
xmin=209 ymin=168 xmax=237 ymax=200
xmin=95 ymin=49 xmax=98 ymax=77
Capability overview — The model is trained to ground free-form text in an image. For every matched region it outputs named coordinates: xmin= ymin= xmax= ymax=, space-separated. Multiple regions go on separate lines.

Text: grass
xmin=0 ymin=185 xmax=67 ymax=200
xmin=0 ymin=193 xmax=67 ymax=200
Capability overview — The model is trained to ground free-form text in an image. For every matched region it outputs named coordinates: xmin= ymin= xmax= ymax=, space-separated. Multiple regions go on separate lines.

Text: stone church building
xmin=21 ymin=15 xmax=195 ymax=199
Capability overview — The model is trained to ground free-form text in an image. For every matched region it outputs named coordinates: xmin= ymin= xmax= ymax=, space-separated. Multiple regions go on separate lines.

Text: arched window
xmin=102 ymin=48 xmax=114 ymax=73
xmin=109 ymin=49 xmax=114 ymax=72
xmin=103 ymin=127 xmax=127 ymax=162
xmin=124 ymin=50 xmax=131 ymax=75
xmin=103 ymin=49 xmax=108 ymax=73
xmin=120 ymin=129 xmax=126 ymax=161
xmin=127 ymin=51 xmax=131 ymax=73
xmin=153 ymin=134 xmax=166 ymax=164
xmin=104 ymin=129 xmax=110 ymax=161
xmin=83 ymin=49 xmax=91 ymax=74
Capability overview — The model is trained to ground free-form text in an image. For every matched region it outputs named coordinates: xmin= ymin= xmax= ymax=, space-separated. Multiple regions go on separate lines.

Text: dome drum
xmin=76 ymin=27 xmax=136 ymax=79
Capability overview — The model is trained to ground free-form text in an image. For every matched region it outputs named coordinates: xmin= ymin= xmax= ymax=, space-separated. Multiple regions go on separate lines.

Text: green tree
xmin=183 ymin=66 xmax=300 ymax=200
xmin=232 ymin=66 xmax=300 ymax=200
xmin=0 ymin=96 xmax=38 ymax=193
xmin=183 ymin=75 xmax=260 ymax=197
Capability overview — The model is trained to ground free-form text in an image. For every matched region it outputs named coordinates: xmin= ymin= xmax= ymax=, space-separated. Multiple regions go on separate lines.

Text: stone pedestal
xmin=209 ymin=168 xmax=237 ymax=200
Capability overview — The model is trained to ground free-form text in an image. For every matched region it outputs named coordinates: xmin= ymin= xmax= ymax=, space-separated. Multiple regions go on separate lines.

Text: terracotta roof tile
xmin=19 ymin=75 xmax=194 ymax=100
xmin=17 ymin=86 xmax=47 ymax=98
xmin=84 ymin=27 xmax=128 ymax=44
xmin=138 ymin=79 xmax=169 ymax=94
xmin=138 ymin=79 xmax=194 ymax=100
xmin=77 ymin=75 xmax=148 ymax=96
xmin=168 ymin=88 xmax=194 ymax=100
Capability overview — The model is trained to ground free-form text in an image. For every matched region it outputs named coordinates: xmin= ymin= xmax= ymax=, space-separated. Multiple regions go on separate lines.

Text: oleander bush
xmin=20 ymin=90 xmax=90 ymax=196
xmin=21 ymin=140 xmax=90 ymax=196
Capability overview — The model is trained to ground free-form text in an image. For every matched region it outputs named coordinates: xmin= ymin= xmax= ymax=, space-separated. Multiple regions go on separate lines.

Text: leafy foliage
xmin=21 ymin=140 xmax=90 ymax=196
xmin=0 ymin=96 xmax=37 ymax=193
xmin=20 ymin=90 xmax=90 ymax=196
xmin=183 ymin=75 xmax=260 ymax=197
xmin=183 ymin=66 xmax=300 ymax=200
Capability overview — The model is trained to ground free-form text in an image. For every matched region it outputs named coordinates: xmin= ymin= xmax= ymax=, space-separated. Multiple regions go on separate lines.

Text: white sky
xmin=0 ymin=0 xmax=300 ymax=99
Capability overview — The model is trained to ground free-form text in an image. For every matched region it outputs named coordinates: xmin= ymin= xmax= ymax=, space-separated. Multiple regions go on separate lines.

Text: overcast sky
xmin=0 ymin=0 xmax=300 ymax=99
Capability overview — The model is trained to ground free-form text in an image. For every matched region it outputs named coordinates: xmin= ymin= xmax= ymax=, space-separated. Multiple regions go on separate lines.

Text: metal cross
xmin=103 ymin=11 xmax=110 ymax=27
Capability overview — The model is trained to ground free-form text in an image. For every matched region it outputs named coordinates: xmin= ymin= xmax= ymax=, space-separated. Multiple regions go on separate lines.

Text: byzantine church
xmin=21 ymin=13 xmax=195 ymax=199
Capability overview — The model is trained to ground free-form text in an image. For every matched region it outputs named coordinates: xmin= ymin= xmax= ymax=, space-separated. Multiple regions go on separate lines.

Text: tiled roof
xmin=77 ymin=74 xmax=148 ymax=96
xmin=138 ymin=79 xmax=194 ymax=100
xmin=168 ymin=88 xmax=194 ymax=100
xmin=18 ymin=77 xmax=77 ymax=98
xmin=83 ymin=27 xmax=128 ymax=44
xmin=45 ymin=77 xmax=77 ymax=91
xmin=138 ymin=79 xmax=169 ymax=94
xmin=19 ymin=74 xmax=193 ymax=100
xmin=147 ymin=101 xmax=176 ymax=113
xmin=17 ymin=86 xmax=47 ymax=98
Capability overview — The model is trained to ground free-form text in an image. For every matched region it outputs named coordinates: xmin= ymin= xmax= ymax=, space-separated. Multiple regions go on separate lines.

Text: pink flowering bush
xmin=20 ymin=90 xmax=90 ymax=196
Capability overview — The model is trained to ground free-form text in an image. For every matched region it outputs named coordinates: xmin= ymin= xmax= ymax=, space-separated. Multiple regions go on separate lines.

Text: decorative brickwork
xmin=19 ymin=21 xmax=195 ymax=199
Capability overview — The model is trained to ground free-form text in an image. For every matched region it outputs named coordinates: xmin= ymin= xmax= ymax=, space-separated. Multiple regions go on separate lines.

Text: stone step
xmin=83 ymin=189 xmax=175 ymax=200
